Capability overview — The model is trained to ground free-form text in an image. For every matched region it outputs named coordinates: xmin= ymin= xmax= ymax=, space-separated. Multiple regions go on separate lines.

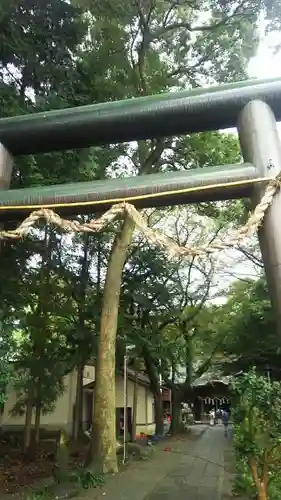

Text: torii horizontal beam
xmin=0 ymin=163 xmax=258 ymax=221
xmin=0 ymin=78 xmax=281 ymax=155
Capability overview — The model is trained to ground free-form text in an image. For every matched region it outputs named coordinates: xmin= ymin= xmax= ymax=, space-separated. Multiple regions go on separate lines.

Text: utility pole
xmin=123 ymin=346 xmax=128 ymax=464
xmin=123 ymin=345 xmax=135 ymax=464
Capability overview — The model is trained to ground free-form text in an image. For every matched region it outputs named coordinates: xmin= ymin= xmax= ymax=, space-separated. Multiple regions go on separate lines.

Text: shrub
xmin=70 ymin=468 xmax=105 ymax=489
xmin=232 ymin=368 xmax=281 ymax=500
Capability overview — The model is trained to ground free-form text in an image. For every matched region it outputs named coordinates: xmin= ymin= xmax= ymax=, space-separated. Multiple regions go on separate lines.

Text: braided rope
xmin=0 ymin=174 xmax=280 ymax=258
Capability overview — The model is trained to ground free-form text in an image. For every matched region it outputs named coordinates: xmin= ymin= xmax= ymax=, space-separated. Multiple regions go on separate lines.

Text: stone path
xmin=78 ymin=425 xmax=235 ymax=500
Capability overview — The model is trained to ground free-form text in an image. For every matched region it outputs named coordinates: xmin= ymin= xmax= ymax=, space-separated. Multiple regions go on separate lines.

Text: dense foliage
xmin=198 ymin=277 xmax=280 ymax=378
xmin=232 ymin=369 xmax=281 ymax=500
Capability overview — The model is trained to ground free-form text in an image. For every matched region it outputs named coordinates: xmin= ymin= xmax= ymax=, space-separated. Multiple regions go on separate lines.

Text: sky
xmin=248 ymin=30 xmax=281 ymax=133
xmin=248 ymin=31 xmax=281 ymax=79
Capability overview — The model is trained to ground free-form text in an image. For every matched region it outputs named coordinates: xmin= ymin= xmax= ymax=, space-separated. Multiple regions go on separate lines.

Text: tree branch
xmin=237 ymin=245 xmax=263 ymax=269
xmin=141 ymin=139 xmax=166 ymax=174
xmin=151 ymin=0 xmax=252 ymax=39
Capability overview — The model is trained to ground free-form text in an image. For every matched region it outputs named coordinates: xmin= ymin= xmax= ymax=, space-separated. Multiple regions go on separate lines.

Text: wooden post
xmin=237 ymin=100 xmax=281 ymax=339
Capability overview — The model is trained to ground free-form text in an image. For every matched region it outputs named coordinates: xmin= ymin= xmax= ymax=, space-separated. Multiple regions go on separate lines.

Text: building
xmin=191 ymin=375 xmax=231 ymax=420
xmin=0 ymin=365 xmax=156 ymax=437
xmin=169 ymin=364 xmax=232 ymax=421
xmin=161 ymin=387 xmax=172 ymax=414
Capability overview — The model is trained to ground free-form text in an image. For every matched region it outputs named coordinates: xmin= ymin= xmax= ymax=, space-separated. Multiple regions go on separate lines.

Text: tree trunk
xmin=131 ymin=371 xmax=138 ymax=442
xmin=154 ymin=389 xmax=164 ymax=436
xmin=250 ymin=458 xmax=268 ymax=500
xmin=54 ymin=429 xmax=69 ymax=484
xmin=88 ymin=215 xmax=135 ymax=473
xmin=73 ymin=234 xmax=89 ymax=440
xmin=257 ymin=485 xmax=268 ymax=500
xmin=23 ymin=389 xmax=33 ymax=452
xmin=170 ymin=389 xmax=182 ymax=435
xmin=34 ymin=403 xmax=41 ymax=444
xmin=142 ymin=346 xmax=164 ymax=436
xmin=73 ymin=362 xmax=84 ymax=441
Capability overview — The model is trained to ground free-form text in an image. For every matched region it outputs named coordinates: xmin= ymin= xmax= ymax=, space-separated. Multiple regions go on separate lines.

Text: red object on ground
xmin=164 ymin=447 xmax=171 ymax=452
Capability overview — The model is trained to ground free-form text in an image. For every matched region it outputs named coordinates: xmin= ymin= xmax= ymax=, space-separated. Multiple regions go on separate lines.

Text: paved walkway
xmin=79 ymin=425 xmax=235 ymax=500
xmin=145 ymin=425 xmax=232 ymax=500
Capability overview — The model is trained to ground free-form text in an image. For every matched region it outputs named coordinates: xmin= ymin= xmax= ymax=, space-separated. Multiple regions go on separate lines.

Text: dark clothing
xmin=222 ymin=411 xmax=229 ymax=424
xmin=222 ymin=411 xmax=229 ymax=437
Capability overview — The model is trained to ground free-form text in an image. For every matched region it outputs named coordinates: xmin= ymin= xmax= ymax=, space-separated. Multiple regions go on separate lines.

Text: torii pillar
xmin=0 ymin=143 xmax=12 ymax=190
xmin=237 ymin=100 xmax=281 ymax=340
xmin=0 ymin=143 xmax=13 ymax=254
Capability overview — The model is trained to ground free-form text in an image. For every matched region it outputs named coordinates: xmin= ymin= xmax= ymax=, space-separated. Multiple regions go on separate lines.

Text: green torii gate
xmin=0 ymin=77 xmax=281 ymax=336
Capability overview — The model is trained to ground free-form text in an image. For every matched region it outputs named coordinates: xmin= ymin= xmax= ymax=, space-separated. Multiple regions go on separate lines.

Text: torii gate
xmin=0 ymin=78 xmax=281 ymax=336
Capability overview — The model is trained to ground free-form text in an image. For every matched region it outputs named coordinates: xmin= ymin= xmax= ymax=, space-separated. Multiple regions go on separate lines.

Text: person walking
xmin=222 ymin=409 xmax=229 ymax=437
xmin=209 ymin=408 xmax=215 ymax=427
xmin=215 ymin=408 xmax=221 ymax=424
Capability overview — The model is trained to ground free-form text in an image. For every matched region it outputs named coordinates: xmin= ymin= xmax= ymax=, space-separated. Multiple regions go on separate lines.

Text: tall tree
xmin=215 ymin=278 xmax=280 ymax=376
xmin=6 ymin=230 xmax=75 ymax=451
xmin=118 ymin=207 xmax=234 ymax=435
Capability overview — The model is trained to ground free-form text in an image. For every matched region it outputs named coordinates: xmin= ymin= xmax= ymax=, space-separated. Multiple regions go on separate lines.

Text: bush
xmin=232 ymin=368 xmax=281 ymax=500
xmin=232 ymin=456 xmax=256 ymax=498
xmin=26 ymin=490 xmax=50 ymax=500
xmin=70 ymin=468 xmax=105 ymax=489
xmin=26 ymin=468 xmax=105 ymax=500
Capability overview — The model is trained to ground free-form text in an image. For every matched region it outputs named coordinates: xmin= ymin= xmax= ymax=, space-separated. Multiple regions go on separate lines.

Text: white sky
xmin=248 ymin=30 xmax=281 ymax=135
xmin=248 ymin=31 xmax=281 ymax=79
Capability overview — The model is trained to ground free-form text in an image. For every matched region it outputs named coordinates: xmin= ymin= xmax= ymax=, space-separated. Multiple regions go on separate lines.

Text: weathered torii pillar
xmin=0 ymin=143 xmax=13 ymax=237
xmin=238 ymin=100 xmax=281 ymax=339
xmin=0 ymin=144 xmax=12 ymax=191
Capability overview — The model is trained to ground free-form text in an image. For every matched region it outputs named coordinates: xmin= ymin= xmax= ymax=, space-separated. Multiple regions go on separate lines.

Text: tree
xmin=118 ymin=207 xmax=231 ymax=435
xmin=0 ymin=318 xmax=17 ymax=410
xmin=232 ymin=368 xmax=281 ymax=500
xmin=212 ymin=277 xmax=280 ymax=377
xmin=0 ymin=0 xmax=99 ymax=188
xmin=89 ymin=216 xmax=134 ymax=473
xmin=0 ymin=0 xmax=117 ymax=453
xmin=120 ymin=241 xmax=182 ymax=436
xmin=53 ymin=230 xmax=103 ymax=441
xmin=5 ymin=229 xmax=76 ymax=451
